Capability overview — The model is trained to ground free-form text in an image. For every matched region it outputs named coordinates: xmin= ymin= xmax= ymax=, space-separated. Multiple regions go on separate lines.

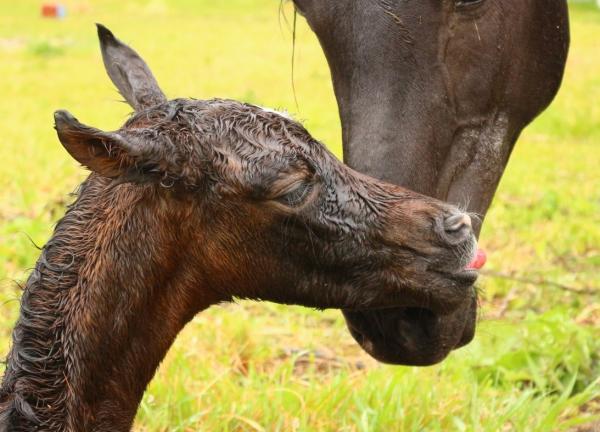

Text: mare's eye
xmin=275 ymin=181 xmax=313 ymax=207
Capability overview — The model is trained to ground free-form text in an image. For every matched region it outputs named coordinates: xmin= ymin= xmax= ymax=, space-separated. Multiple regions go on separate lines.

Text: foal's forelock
xmin=119 ymin=99 xmax=329 ymax=189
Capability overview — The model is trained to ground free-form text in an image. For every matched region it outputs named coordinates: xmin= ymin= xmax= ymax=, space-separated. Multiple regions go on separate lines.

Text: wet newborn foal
xmin=0 ymin=25 xmax=482 ymax=432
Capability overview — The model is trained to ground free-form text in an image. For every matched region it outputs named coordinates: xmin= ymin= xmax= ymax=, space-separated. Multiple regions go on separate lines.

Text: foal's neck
xmin=0 ymin=176 xmax=217 ymax=432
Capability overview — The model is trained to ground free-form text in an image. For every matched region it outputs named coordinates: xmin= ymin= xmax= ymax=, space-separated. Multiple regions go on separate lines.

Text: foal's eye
xmin=275 ymin=181 xmax=313 ymax=207
xmin=455 ymin=0 xmax=484 ymax=7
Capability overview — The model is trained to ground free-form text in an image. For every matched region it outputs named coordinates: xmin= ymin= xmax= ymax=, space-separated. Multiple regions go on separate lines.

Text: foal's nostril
xmin=444 ymin=213 xmax=472 ymax=234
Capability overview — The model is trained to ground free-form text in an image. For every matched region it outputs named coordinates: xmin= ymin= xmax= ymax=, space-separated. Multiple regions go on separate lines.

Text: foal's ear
xmin=96 ymin=23 xmax=167 ymax=111
xmin=54 ymin=110 xmax=138 ymax=178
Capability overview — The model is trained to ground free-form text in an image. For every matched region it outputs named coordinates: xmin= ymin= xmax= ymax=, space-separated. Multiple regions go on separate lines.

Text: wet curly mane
xmin=0 ymin=180 xmax=103 ymax=431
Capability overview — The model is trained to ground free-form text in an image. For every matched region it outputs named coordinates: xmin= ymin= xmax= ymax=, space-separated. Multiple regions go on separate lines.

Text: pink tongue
xmin=466 ymin=249 xmax=487 ymax=270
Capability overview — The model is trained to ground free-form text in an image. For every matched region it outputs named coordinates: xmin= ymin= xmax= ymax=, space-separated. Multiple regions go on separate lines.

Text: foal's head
xmin=54 ymin=25 xmax=481 ymax=365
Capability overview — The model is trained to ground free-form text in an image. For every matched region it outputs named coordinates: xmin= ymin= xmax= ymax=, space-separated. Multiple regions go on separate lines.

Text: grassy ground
xmin=0 ymin=1 xmax=598 ymax=431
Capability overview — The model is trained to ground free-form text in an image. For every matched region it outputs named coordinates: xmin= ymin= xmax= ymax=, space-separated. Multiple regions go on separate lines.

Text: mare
xmin=292 ymin=0 xmax=570 ymax=363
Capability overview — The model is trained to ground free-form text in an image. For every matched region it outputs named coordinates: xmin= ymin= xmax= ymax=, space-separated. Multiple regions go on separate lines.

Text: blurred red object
xmin=41 ymin=3 xmax=67 ymax=19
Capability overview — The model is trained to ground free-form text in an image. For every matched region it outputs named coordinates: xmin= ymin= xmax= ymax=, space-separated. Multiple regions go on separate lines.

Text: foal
xmin=0 ymin=25 xmax=479 ymax=431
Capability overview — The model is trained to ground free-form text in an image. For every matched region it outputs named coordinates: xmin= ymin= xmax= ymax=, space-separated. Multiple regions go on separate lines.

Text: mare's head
xmin=293 ymin=0 xmax=569 ymax=363
xmin=56 ymin=25 xmax=481 ymax=365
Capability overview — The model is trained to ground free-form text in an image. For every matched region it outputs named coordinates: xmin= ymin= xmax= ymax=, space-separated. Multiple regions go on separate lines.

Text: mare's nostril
xmin=444 ymin=213 xmax=472 ymax=234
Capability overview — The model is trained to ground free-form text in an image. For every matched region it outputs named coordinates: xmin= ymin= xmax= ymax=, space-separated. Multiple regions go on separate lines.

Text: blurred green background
xmin=0 ymin=1 xmax=598 ymax=431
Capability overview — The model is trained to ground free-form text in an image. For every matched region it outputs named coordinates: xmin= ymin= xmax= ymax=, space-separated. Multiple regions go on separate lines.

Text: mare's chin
xmin=342 ymin=296 xmax=476 ymax=366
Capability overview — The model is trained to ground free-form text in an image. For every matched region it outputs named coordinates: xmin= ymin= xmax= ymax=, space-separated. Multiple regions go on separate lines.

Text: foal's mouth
xmin=436 ymin=246 xmax=487 ymax=285
xmin=452 ymin=247 xmax=487 ymax=283
xmin=433 ymin=268 xmax=479 ymax=288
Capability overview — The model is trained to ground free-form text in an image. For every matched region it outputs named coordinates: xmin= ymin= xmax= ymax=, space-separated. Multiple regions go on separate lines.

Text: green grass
xmin=0 ymin=1 xmax=598 ymax=431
